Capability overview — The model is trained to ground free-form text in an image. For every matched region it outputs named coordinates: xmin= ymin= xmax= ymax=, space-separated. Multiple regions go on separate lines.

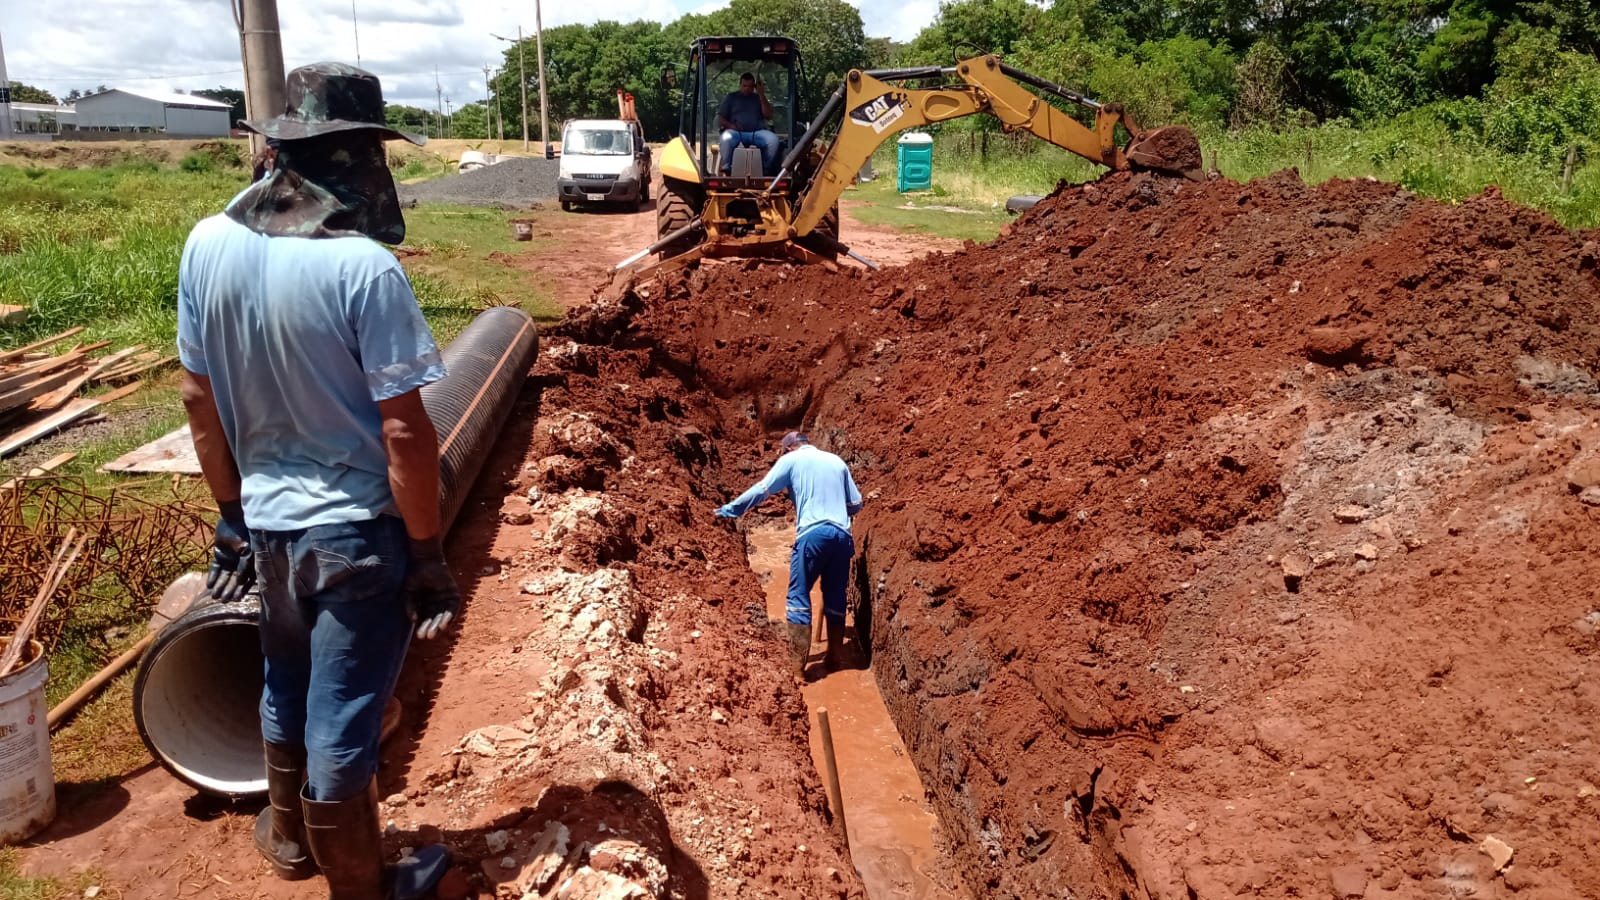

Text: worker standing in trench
xmin=177 ymin=63 xmax=458 ymax=899
xmin=716 ymin=431 xmax=864 ymax=675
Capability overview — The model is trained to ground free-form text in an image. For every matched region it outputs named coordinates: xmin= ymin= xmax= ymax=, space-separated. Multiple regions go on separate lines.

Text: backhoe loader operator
xmin=177 ymin=62 xmax=456 ymax=900
xmin=716 ymin=72 xmax=778 ymax=176
xmin=716 ymin=432 xmax=863 ymax=675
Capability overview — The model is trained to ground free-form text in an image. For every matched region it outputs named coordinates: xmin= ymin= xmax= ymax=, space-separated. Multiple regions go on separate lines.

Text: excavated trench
xmin=541 ymin=168 xmax=1600 ymax=899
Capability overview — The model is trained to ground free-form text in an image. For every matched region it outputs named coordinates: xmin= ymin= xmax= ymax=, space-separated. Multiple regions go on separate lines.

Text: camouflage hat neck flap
xmin=224 ymin=132 xmax=407 ymax=244
xmin=240 ymin=62 xmax=425 ymax=146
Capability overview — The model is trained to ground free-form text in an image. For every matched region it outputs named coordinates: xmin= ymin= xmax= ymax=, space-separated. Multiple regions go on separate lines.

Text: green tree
xmin=695 ymin=0 xmax=868 ymax=116
xmin=193 ymin=87 xmax=246 ymax=125
xmin=7 ymin=81 xmax=59 ymax=104
xmin=450 ymin=101 xmax=490 ymax=140
xmin=1483 ymin=25 xmax=1600 ymax=162
xmin=898 ymin=0 xmax=1039 ymax=65
xmin=386 ymin=104 xmax=439 ymax=138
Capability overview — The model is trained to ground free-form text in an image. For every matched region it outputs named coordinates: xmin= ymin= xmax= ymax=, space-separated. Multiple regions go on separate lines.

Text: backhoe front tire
xmin=656 ymin=179 xmax=701 ymax=260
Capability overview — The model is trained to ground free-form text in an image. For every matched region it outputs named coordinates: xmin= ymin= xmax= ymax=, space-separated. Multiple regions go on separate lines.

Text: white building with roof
xmin=7 ymin=101 xmax=76 ymax=134
xmin=72 ymin=88 xmax=231 ymax=136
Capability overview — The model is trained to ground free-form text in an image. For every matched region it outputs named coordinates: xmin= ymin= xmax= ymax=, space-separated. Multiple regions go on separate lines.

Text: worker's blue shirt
xmin=718 ymin=91 xmax=767 ymax=132
xmin=176 ymin=212 xmax=445 ymax=532
xmin=718 ymin=445 xmax=863 ymax=535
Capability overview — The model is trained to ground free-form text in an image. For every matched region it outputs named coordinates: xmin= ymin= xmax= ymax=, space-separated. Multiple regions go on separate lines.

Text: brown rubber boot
xmin=254 ymin=742 xmax=317 ymax=880
xmin=786 ymin=622 xmax=811 ymax=676
xmin=302 ymin=780 xmax=451 ymax=900
xmin=824 ymin=617 xmax=848 ymax=672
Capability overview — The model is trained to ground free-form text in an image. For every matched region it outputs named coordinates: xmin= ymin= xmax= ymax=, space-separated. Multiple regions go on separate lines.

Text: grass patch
xmin=0 ymin=847 xmax=62 ymax=900
xmin=844 ymin=116 xmax=1599 ymax=232
xmin=846 ymin=174 xmax=1013 ymax=241
xmin=401 ymin=204 xmax=564 ymax=334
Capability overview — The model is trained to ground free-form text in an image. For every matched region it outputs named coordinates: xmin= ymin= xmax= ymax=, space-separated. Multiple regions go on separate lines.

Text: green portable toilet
xmin=897 ymin=132 xmax=933 ymax=192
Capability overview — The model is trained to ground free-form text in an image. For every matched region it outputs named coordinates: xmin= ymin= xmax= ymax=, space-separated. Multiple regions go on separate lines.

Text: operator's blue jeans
xmin=786 ymin=523 xmax=854 ymax=626
xmin=718 ymin=129 xmax=780 ymax=175
xmin=253 ymin=515 xmax=412 ymax=802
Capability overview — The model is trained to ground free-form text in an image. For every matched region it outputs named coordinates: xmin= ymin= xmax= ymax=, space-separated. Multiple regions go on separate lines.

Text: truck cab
xmin=557 ymin=119 xmax=651 ymax=210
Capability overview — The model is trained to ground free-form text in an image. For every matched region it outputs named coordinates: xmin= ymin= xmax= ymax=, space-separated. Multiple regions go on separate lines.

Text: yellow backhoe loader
xmin=617 ymin=39 xmax=1202 ymax=273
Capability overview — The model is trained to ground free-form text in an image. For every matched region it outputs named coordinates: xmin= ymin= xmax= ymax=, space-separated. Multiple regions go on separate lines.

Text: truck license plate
xmin=586 ymin=193 xmax=606 ymax=201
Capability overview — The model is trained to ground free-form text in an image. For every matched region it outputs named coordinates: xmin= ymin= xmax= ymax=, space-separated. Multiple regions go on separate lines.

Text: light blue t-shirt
xmin=176 ymin=213 xmax=445 ymax=531
xmin=718 ymin=444 xmax=863 ymax=535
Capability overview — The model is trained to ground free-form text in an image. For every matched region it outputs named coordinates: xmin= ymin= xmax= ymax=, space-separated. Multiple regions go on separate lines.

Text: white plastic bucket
xmin=0 ymin=639 xmax=55 ymax=844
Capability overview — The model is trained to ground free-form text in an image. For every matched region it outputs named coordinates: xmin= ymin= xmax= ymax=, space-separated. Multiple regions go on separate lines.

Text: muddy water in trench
xmin=746 ymin=523 xmax=964 ymax=900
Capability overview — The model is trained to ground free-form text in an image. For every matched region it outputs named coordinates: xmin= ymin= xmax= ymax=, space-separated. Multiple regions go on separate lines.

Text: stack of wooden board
xmin=0 ymin=327 xmax=157 ymax=458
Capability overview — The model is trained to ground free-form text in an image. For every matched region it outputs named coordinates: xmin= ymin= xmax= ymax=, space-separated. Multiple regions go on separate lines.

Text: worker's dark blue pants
xmin=252 ymin=515 xmax=412 ymax=802
xmin=786 ymin=522 xmax=854 ymax=626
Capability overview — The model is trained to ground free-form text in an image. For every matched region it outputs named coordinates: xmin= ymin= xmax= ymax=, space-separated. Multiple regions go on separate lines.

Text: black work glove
xmin=405 ymin=536 xmax=460 ymax=640
xmin=207 ymin=498 xmax=255 ymax=602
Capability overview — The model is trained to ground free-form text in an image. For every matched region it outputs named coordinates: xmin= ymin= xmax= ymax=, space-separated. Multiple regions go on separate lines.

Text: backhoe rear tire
xmin=656 ymin=179 xmax=701 ymax=260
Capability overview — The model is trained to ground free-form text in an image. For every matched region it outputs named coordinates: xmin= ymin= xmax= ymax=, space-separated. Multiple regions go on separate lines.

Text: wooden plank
xmin=0 ymin=327 xmax=85 ymax=363
xmin=0 ymin=398 xmax=99 ymax=457
xmin=100 ymin=356 xmax=176 ymax=385
xmin=0 ymin=351 xmax=88 ymax=389
xmin=0 ymin=304 xmax=26 ymax=326
xmin=0 ymin=380 xmax=141 ymax=457
xmin=0 ymin=367 xmax=87 ymax=415
xmin=94 ymin=382 xmax=143 ymax=405
xmin=102 ymin=424 xmax=199 ymax=474
xmin=93 ymin=355 xmax=159 ymax=382
xmin=0 ymin=452 xmax=76 ymax=492
xmin=30 ymin=369 xmax=96 ymax=412
xmin=87 ymin=346 xmax=145 ymax=377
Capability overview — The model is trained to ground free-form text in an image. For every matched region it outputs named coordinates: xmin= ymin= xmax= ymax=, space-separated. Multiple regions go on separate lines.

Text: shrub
xmin=1483 ymin=27 xmax=1600 ymax=163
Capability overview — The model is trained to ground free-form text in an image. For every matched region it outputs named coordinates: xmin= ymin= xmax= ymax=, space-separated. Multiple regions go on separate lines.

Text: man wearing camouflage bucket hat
xmin=176 ymin=63 xmax=455 ymax=900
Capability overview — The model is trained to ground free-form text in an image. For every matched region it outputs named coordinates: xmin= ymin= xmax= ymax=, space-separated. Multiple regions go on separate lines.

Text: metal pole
xmin=483 ymin=65 xmax=494 ymax=143
xmin=534 ymin=0 xmax=550 ymax=157
xmin=0 ymin=30 xmax=14 ymax=140
xmin=237 ymin=0 xmax=287 ymax=157
xmin=351 ymin=0 xmax=361 ymax=67
xmin=517 ymin=26 xmax=529 ymax=151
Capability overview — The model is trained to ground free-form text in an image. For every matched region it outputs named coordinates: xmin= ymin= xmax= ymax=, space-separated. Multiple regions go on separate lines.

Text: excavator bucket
xmin=1125 ymin=125 xmax=1205 ymax=181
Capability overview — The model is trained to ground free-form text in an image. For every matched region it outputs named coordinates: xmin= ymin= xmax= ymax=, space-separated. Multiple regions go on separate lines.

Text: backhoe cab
xmin=626 ymin=48 xmax=1203 ymax=274
xmin=652 ymin=36 xmax=834 ymax=264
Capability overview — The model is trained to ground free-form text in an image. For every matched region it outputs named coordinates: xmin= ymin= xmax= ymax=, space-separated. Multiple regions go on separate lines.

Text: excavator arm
xmin=788 ymin=54 xmax=1200 ymax=238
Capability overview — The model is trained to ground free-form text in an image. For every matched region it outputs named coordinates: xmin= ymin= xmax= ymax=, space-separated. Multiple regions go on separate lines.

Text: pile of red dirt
xmin=540 ymin=167 xmax=1600 ymax=898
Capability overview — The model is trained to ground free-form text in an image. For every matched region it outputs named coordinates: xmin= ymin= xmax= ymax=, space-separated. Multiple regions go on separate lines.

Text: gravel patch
xmin=398 ymin=156 xmax=561 ymax=207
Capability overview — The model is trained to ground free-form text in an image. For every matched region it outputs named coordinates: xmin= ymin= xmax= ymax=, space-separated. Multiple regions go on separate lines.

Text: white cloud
xmin=4 ymin=0 xmax=936 ymax=111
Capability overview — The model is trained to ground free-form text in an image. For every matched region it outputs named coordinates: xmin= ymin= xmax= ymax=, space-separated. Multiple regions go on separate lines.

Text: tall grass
xmin=881 ymin=115 xmax=1599 ymax=229
xmin=0 ymin=163 xmax=557 ymax=353
xmin=0 ymin=164 xmax=241 ymax=347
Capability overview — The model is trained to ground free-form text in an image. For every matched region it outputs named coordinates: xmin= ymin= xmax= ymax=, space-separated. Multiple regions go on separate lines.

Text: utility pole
xmin=491 ymin=29 xmax=529 ymax=151
xmin=0 ymin=30 xmax=15 ymax=140
xmin=534 ymin=0 xmax=550 ymax=157
xmin=237 ymin=0 xmax=287 ymax=156
xmin=482 ymin=64 xmax=496 ymax=142
xmin=434 ymin=65 xmax=443 ymax=140
xmin=351 ymin=0 xmax=362 ymax=67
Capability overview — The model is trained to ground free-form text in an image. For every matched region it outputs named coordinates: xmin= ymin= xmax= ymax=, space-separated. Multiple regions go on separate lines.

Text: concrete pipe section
xmin=133 ymin=306 xmax=538 ymax=797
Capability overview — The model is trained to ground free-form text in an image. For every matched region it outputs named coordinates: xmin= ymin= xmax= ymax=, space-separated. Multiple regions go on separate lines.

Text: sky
xmin=2 ymin=0 xmax=939 ymax=115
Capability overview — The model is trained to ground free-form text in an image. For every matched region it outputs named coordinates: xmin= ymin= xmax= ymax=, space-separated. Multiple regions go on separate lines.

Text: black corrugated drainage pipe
xmin=132 ymin=306 xmax=538 ymax=798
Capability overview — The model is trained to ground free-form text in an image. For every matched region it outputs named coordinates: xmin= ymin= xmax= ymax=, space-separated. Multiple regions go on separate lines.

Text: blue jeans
xmin=786 ymin=523 xmax=854 ymax=626
xmin=252 ymin=516 xmax=413 ymax=802
xmin=718 ymin=129 xmax=780 ymax=175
